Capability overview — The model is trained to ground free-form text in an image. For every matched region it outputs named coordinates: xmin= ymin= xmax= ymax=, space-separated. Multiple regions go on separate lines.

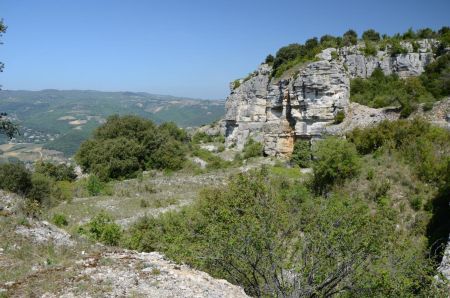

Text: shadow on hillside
xmin=426 ymin=185 xmax=450 ymax=264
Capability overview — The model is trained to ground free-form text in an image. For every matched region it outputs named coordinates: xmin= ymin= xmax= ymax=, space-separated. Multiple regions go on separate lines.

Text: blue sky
xmin=0 ymin=0 xmax=448 ymax=99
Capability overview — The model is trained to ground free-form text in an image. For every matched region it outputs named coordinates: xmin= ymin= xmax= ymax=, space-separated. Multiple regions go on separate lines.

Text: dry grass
xmin=0 ymin=215 xmax=99 ymax=296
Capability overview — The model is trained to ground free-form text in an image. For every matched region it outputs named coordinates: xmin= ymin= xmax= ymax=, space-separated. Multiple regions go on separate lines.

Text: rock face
xmin=438 ymin=237 xmax=450 ymax=283
xmin=225 ymin=39 xmax=438 ymax=156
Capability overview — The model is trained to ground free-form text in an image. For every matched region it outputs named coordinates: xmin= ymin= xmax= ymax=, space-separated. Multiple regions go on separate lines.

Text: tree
xmin=402 ymin=27 xmax=417 ymax=40
xmin=273 ymin=43 xmax=304 ymax=68
xmin=75 ymin=115 xmax=188 ymax=180
xmin=343 ymin=29 xmax=358 ymax=46
xmin=0 ymin=113 xmax=19 ymax=139
xmin=0 ymin=20 xmax=18 ymax=139
xmin=265 ymin=54 xmax=274 ymax=64
xmin=417 ymin=28 xmax=436 ymax=39
xmin=362 ymin=29 xmax=381 ymax=42
xmin=320 ymin=34 xmax=339 ymax=48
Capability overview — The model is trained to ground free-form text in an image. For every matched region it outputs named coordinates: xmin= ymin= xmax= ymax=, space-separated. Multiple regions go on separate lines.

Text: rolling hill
xmin=0 ymin=89 xmax=225 ymax=156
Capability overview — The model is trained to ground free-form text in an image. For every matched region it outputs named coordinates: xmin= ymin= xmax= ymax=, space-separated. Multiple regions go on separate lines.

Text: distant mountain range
xmin=0 ymin=89 xmax=225 ymax=156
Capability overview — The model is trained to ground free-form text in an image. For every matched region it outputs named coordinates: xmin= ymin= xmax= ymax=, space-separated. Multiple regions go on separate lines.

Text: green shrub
xmin=159 ymin=122 xmax=188 ymax=142
xmin=389 ymin=39 xmax=408 ymax=56
xmin=331 ymin=50 xmax=338 ymax=60
xmin=271 ymin=41 xmax=322 ymax=78
xmin=363 ymin=40 xmax=377 ymax=56
xmin=76 ymin=137 xmax=144 ymax=181
xmin=312 ymin=137 xmax=361 ymax=194
xmin=28 ymin=173 xmax=52 ymax=207
xmin=34 ymin=161 xmax=76 ymax=182
xmin=0 ymin=162 xmax=32 ymax=195
xmin=347 ymin=118 xmax=450 ymax=185
xmin=51 ymin=181 xmax=74 ymax=202
xmin=290 ymin=139 xmax=311 ymax=168
xmin=52 ymin=213 xmax=68 ymax=227
xmin=402 ymin=28 xmax=417 ymax=40
xmin=242 ymin=138 xmax=263 ymax=159
xmin=86 ymin=175 xmax=104 ymax=196
xmin=350 ymin=68 xmax=435 ymax=115
xmin=79 ymin=212 xmax=122 ymax=246
xmin=320 ymin=34 xmax=340 ymax=48
xmin=368 ymin=178 xmax=391 ymax=202
xmin=409 ymin=196 xmax=423 ymax=211
xmin=148 ymin=139 xmax=186 ymax=170
xmin=422 ymin=102 xmax=434 ymax=111
xmin=265 ymin=54 xmax=274 ymax=64
xmin=232 ymin=79 xmax=241 ymax=90
xmin=362 ymin=29 xmax=381 ymax=42
xmin=420 ymin=53 xmax=450 ymax=99
xmin=334 ymin=110 xmax=345 ymax=124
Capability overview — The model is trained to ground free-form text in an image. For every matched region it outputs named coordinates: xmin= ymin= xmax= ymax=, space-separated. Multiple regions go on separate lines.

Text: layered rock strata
xmin=225 ymin=40 xmax=437 ymax=156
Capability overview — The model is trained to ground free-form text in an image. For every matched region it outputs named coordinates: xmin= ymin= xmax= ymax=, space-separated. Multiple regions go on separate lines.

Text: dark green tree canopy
xmin=343 ymin=29 xmax=358 ymax=46
xmin=75 ymin=115 xmax=187 ymax=180
xmin=362 ymin=29 xmax=381 ymax=42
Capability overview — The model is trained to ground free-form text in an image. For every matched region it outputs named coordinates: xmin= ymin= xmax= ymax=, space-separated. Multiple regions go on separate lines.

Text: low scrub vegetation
xmin=123 ymin=118 xmax=450 ymax=296
xmin=242 ymin=138 xmax=263 ymax=159
xmin=0 ymin=161 xmax=77 ymax=213
xmin=78 ymin=212 xmax=122 ymax=246
xmin=350 ymin=53 xmax=449 ymax=116
xmin=290 ymin=139 xmax=312 ymax=168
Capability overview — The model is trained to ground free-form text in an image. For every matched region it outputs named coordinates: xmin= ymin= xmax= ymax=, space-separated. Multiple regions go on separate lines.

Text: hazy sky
xmin=0 ymin=0 xmax=449 ymax=99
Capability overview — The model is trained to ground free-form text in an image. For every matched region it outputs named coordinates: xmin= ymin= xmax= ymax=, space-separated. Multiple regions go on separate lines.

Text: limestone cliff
xmin=225 ymin=39 xmax=438 ymax=156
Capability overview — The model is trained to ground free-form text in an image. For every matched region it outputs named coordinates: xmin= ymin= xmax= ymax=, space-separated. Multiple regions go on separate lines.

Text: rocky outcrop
xmin=438 ymin=237 xmax=450 ymax=283
xmin=340 ymin=39 xmax=436 ymax=78
xmin=39 ymin=250 xmax=248 ymax=298
xmin=225 ymin=39 xmax=439 ymax=156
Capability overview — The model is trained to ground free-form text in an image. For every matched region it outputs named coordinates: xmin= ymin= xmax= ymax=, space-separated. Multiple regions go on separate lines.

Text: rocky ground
xmin=0 ymin=158 xmax=279 ymax=297
xmin=326 ymin=98 xmax=450 ymax=135
xmin=0 ymin=189 xmax=248 ymax=297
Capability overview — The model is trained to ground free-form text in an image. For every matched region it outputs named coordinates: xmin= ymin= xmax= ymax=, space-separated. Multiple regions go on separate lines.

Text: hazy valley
xmin=0 ymin=89 xmax=224 ymax=158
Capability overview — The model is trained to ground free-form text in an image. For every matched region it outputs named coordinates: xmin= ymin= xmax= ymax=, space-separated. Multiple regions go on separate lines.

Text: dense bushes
xmin=362 ymin=29 xmax=381 ymax=42
xmin=420 ymin=53 xmax=450 ymax=99
xmin=34 ymin=161 xmax=76 ymax=182
xmin=75 ymin=115 xmax=188 ymax=181
xmin=312 ymin=137 xmax=361 ymax=194
xmin=0 ymin=161 xmax=78 ymax=211
xmin=350 ymin=66 xmax=438 ymax=116
xmin=242 ymin=138 xmax=263 ymax=159
xmin=290 ymin=139 xmax=311 ymax=168
xmin=124 ymin=167 xmax=441 ymax=296
xmin=0 ymin=162 xmax=32 ymax=195
xmin=347 ymin=118 xmax=450 ymax=184
xmin=78 ymin=212 xmax=122 ymax=246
